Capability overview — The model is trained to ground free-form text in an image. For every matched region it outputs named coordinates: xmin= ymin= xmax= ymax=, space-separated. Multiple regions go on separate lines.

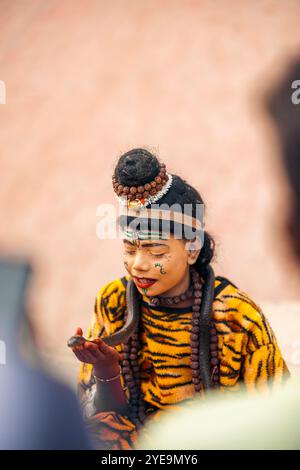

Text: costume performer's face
xmin=122 ymin=229 xmax=200 ymax=297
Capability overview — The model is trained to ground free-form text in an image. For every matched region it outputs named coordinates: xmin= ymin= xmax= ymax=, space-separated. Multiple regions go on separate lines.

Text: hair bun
xmin=114 ymin=148 xmax=161 ymax=186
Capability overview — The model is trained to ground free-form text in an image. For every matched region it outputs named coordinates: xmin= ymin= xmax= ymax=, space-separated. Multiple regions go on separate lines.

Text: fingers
xmin=72 ymin=348 xmax=86 ymax=362
xmin=92 ymin=338 xmax=121 ymax=361
xmin=92 ymin=338 xmax=114 ymax=354
xmin=71 ymin=335 xmax=120 ymax=364
xmin=72 ymin=344 xmax=98 ymax=363
xmin=84 ymin=341 xmax=102 ymax=359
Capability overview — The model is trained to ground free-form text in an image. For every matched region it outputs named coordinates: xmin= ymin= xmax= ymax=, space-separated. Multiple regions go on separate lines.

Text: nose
xmin=132 ymin=251 xmax=150 ymax=273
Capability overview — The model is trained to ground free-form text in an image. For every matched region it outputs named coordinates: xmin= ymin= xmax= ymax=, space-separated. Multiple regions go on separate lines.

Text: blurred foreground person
xmin=138 ymin=60 xmax=300 ymax=450
xmin=0 ymin=259 xmax=91 ymax=449
xmin=139 ymin=382 xmax=299 ymax=450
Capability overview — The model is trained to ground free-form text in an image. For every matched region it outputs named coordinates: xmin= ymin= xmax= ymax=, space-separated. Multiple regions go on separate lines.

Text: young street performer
xmin=70 ymin=148 xmax=289 ymax=450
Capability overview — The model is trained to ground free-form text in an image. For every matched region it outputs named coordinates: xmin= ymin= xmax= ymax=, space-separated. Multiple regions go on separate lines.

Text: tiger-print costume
xmin=78 ymin=274 xmax=290 ymax=450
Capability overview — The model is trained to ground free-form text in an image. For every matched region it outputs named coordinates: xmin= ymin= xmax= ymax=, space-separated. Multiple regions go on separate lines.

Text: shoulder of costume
xmin=212 ymin=275 xmax=272 ymax=343
xmin=95 ymin=275 xmax=129 ymax=312
xmin=94 ymin=276 xmax=133 ymax=339
xmin=214 ymin=275 xmax=262 ymax=312
xmin=214 ymin=275 xmax=238 ymax=298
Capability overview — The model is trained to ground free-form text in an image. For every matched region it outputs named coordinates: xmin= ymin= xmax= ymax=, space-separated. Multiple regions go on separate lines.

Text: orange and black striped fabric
xmin=78 ymin=274 xmax=290 ymax=450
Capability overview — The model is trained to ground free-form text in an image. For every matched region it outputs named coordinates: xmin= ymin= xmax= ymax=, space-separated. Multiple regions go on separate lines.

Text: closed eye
xmin=124 ymin=251 xmax=166 ymax=258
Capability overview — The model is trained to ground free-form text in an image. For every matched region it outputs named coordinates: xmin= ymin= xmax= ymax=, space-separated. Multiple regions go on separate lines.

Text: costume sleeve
xmin=215 ymin=283 xmax=290 ymax=393
xmin=77 ymin=284 xmax=112 ymax=417
xmin=242 ymin=343 xmax=290 ymax=392
xmin=76 ymin=279 xmax=138 ymax=450
xmin=240 ymin=301 xmax=290 ymax=393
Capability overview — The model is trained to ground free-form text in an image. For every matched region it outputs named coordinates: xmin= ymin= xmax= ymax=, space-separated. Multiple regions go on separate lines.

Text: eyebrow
xmin=123 ymin=240 xmax=169 ymax=248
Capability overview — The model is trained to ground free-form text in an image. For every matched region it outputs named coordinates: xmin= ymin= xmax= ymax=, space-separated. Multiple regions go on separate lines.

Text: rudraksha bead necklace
xmin=148 ymin=282 xmax=194 ymax=307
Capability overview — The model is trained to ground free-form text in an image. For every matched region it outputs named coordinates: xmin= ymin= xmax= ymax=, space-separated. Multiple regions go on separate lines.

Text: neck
xmin=148 ymin=267 xmax=196 ymax=309
xmin=161 ymin=268 xmax=190 ymax=298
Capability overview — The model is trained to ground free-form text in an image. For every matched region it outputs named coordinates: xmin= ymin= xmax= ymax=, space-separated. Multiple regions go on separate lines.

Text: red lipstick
xmin=133 ymin=277 xmax=157 ymax=288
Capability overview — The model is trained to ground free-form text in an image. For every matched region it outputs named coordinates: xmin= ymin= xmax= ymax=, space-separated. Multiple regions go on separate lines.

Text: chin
xmin=136 ymin=283 xmax=160 ymax=295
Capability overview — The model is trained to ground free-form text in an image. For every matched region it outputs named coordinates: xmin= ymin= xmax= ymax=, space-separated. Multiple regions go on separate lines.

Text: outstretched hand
xmin=71 ymin=327 xmax=121 ymax=379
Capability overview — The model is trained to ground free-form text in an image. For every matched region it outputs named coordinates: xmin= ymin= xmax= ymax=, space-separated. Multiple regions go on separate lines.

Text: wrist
xmin=93 ymin=363 xmax=120 ymax=380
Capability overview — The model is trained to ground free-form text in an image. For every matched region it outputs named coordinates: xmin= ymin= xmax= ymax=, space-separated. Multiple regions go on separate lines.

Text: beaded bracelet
xmin=93 ymin=366 xmax=121 ymax=383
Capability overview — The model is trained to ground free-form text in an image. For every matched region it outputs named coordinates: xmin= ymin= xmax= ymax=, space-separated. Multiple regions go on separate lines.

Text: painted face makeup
xmin=122 ymin=228 xmax=194 ymax=298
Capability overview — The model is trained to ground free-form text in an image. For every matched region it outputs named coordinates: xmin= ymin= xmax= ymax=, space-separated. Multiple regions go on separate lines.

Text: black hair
xmin=114 ymin=148 xmax=216 ymax=280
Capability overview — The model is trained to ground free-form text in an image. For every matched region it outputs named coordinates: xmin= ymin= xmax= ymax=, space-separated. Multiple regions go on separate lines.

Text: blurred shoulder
xmin=96 ymin=274 xmax=130 ymax=299
xmin=94 ymin=274 xmax=130 ymax=318
xmin=213 ymin=275 xmax=275 ymax=344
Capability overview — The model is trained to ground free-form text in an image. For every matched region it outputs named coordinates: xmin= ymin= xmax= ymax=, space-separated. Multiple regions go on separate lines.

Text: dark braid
xmin=114 ymin=148 xmax=219 ymax=426
xmin=194 ymin=231 xmax=215 ymax=280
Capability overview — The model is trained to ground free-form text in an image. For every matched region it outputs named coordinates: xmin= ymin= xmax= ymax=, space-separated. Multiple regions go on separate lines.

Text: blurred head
xmin=113 ymin=148 xmax=215 ymax=297
xmin=265 ymin=59 xmax=300 ymax=262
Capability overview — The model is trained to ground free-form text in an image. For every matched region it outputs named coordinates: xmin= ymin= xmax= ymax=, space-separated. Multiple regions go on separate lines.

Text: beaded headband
xmin=118 ymin=206 xmax=204 ymax=250
xmin=119 ymin=206 xmax=203 ymax=232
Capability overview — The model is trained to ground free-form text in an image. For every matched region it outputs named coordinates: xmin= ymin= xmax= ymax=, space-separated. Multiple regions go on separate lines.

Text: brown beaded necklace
xmin=120 ymin=265 xmax=220 ymax=429
xmin=148 ymin=277 xmax=195 ymax=307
